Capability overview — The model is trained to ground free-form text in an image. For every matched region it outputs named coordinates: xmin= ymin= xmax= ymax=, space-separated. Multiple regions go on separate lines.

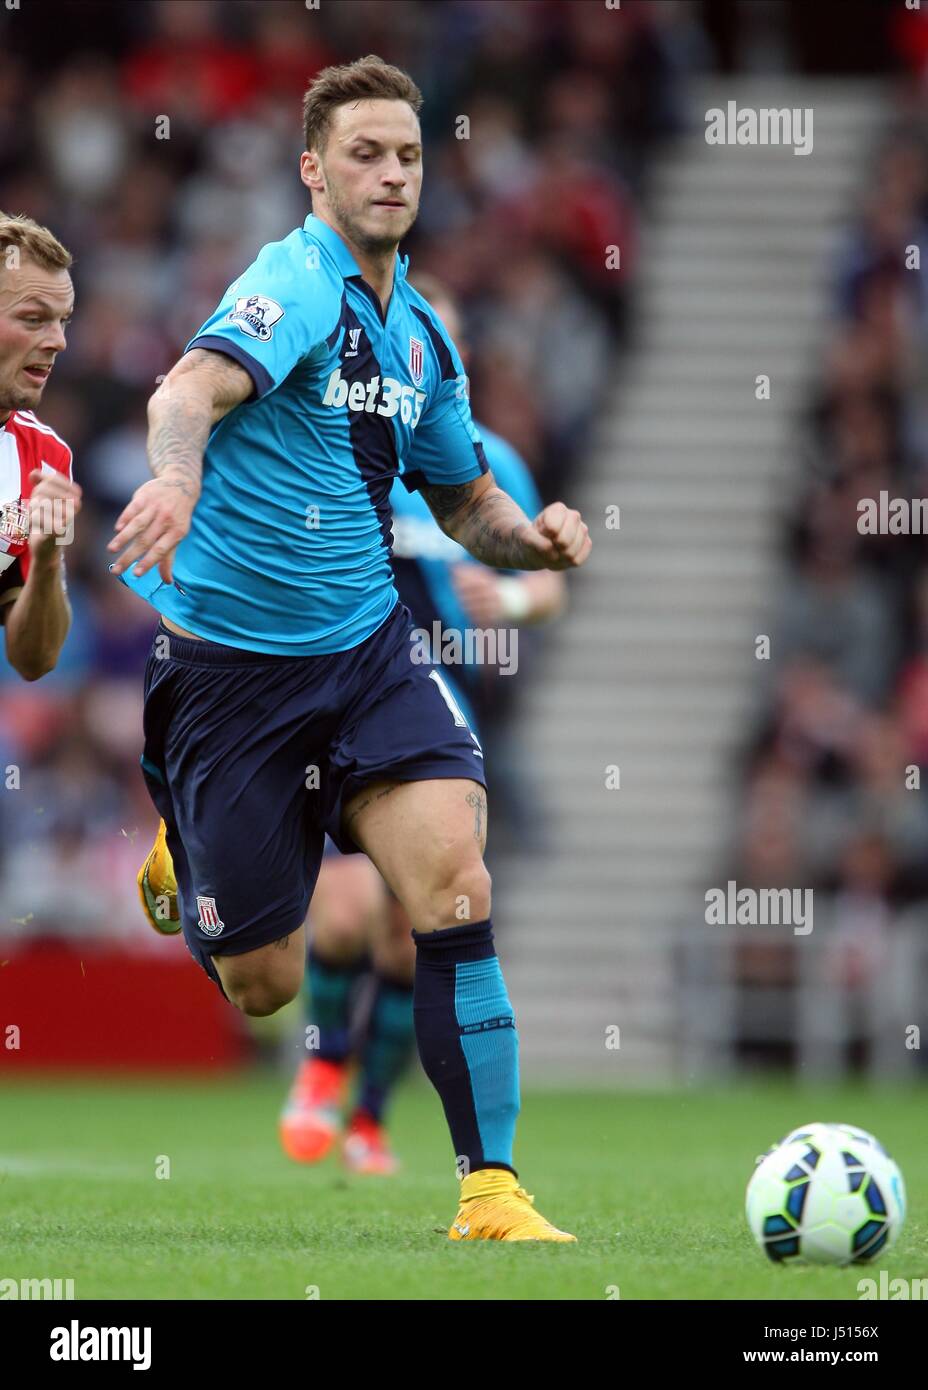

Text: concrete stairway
xmin=496 ymin=79 xmax=889 ymax=1082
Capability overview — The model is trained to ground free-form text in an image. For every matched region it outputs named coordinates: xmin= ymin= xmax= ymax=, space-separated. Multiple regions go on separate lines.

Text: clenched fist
xmin=27 ymin=468 xmax=82 ymax=568
xmin=518 ymin=502 xmax=591 ymax=571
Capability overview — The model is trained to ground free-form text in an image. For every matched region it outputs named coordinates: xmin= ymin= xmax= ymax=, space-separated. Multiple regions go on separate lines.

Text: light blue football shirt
xmin=118 ymin=214 xmax=488 ymax=654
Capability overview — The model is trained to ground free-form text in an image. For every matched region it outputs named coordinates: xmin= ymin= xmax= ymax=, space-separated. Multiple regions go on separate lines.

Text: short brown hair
xmin=302 ymin=54 xmax=423 ymax=156
xmin=0 ymin=212 xmax=72 ymax=275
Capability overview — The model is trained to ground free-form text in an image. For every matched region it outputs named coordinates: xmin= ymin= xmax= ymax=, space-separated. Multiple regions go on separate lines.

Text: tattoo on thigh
xmin=466 ymin=790 xmax=487 ymax=843
xmin=273 ymin=935 xmax=290 ymax=951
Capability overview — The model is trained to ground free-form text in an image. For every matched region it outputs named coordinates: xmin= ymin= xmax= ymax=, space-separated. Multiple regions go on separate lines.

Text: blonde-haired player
xmin=0 ymin=213 xmax=81 ymax=679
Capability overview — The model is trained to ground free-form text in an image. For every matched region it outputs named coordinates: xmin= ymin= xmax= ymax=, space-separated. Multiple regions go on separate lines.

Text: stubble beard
xmin=328 ymin=183 xmax=416 ymax=257
xmin=0 ymin=378 xmax=39 ymax=416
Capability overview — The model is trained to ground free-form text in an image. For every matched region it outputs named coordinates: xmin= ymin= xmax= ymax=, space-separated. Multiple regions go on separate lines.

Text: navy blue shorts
xmin=139 ymin=601 xmax=486 ymax=988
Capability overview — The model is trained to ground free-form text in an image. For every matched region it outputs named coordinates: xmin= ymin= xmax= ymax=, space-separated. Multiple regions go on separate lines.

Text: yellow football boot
xmin=137 ymin=819 xmax=181 ymax=935
xmin=448 ymin=1167 xmax=576 ymax=1242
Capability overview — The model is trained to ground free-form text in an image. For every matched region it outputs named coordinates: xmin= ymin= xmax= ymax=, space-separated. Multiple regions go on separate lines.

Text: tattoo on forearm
xmin=147 ymin=404 xmax=209 ymax=494
xmin=422 ymin=481 xmax=541 ymax=570
xmin=466 ymin=789 xmax=487 ymax=843
xmin=148 ymin=349 xmax=252 ymax=492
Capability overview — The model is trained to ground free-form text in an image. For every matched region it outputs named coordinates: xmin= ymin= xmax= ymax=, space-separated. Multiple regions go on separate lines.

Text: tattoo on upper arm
xmin=181 ymin=348 xmax=254 ymax=416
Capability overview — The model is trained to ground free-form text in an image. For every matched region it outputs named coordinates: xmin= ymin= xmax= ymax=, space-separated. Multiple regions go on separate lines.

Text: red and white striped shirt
xmin=0 ymin=409 xmax=74 ymax=607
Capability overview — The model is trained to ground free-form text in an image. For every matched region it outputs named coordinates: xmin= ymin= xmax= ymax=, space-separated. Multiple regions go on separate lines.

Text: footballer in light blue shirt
xmin=109 ymin=58 xmax=590 ymax=1243
xmin=115 ymin=211 xmax=489 ymax=655
xmin=281 ymin=275 xmax=568 ymax=1179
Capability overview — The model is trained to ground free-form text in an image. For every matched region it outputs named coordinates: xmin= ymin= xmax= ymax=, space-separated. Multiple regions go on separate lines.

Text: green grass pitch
xmin=0 ymin=1075 xmax=923 ymax=1300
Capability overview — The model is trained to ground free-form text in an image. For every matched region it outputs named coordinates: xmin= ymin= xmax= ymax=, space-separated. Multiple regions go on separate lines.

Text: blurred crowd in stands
xmin=0 ymin=0 xmax=696 ymax=943
xmin=736 ymin=121 xmax=928 ymax=1025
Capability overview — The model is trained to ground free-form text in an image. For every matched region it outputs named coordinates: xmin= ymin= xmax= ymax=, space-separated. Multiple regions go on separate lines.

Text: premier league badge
xmin=228 ymin=294 xmax=285 ymax=342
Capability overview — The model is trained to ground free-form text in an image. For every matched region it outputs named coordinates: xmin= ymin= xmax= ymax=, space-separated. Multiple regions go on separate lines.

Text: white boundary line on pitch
xmin=0 ymin=1154 xmax=142 ymax=1179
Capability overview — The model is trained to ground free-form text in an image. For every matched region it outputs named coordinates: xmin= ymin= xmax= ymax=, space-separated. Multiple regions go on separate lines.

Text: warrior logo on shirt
xmin=228 ymin=294 xmax=285 ymax=342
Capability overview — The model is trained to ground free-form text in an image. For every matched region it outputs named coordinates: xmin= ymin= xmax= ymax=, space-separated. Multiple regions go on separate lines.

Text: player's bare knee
xmin=415 ymin=856 xmax=491 ymax=932
xmin=216 ymin=949 xmax=303 ymax=1017
xmin=227 ymin=975 xmax=300 ymax=1017
xmin=229 ymin=985 xmax=271 ymax=1018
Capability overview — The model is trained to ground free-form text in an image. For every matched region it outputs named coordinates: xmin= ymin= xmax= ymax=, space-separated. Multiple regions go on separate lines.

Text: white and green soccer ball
xmin=746 ymin=1122 xmax=906 ymax=1265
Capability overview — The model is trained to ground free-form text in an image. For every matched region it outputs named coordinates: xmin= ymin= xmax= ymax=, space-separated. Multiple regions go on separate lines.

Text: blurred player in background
xmin=111 ymin=56 xmax=590 ymax=1242
xmin=0 ymin=214 xmax=82 ymax=680
xmin=279 ymin=272 xmax=566 ymax=1175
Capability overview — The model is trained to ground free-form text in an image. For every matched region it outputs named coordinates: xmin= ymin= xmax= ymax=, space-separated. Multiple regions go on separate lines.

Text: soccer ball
xmin=745 ymin=1122 xmax=906 ymax=1265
